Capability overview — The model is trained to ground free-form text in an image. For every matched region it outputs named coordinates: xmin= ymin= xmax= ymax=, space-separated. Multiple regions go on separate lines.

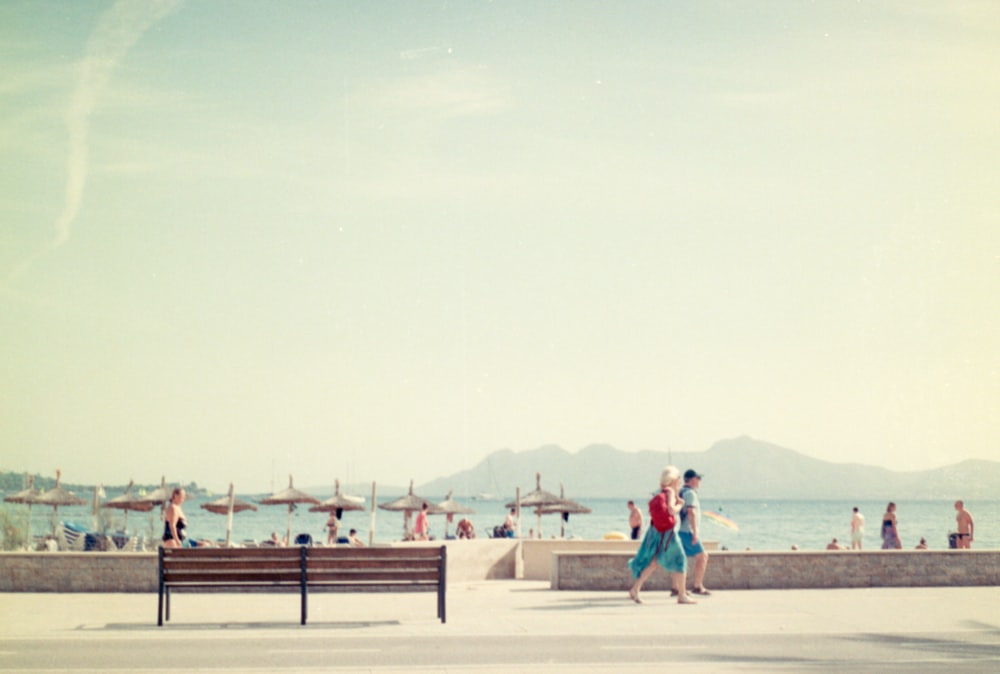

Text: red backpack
xmin=648 ymin=491 xmax=676 ymax=533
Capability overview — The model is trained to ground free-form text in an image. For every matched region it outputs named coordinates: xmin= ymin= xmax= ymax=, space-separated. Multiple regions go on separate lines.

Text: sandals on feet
xmin=692 ymin=587 xmax=712 ymax=596
xmin=628 ymin=589 xmax=642 ymax=604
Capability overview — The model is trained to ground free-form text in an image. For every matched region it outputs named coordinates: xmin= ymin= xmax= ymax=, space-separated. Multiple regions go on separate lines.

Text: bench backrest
xmin=160 ymin=545 xmax=446 ymax=588
xmin=161 ymin=546 xmax=304 ymax=586
xmin=306 ymin=546 xmax=445 ymax=587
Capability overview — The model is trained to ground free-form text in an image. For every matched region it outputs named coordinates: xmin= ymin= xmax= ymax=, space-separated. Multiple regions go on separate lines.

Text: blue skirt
xmin=628 ymin=526 xmax=686 ymax=577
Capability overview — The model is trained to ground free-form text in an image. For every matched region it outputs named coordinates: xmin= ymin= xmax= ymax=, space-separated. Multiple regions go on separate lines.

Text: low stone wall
xmin=0 ymin=539 xmax=521 ymax=592
xmin=0 ymin=552 xmax=158 ymax=592
xmin=519 ymin=539 xmax=719 ymax=580
xmin=6 ymin=545 xmax=995 ymax=592
xmin=551 ymin=549 xmax=1000 ymax=590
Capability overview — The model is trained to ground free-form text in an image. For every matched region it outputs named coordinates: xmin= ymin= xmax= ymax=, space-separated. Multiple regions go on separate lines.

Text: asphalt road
xmin=3 ymin=630 xmax=999 ymax=673
xmin=3 ymin=583 xmax=998 ymax=673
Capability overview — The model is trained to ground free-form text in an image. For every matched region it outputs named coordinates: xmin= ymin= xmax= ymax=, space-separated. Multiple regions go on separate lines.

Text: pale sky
xmin=2 ymin=1 xmax=998 ymax=494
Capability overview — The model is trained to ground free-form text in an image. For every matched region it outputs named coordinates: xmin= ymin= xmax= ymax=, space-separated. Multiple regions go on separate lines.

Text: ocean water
xmin=14 ymin=496 xmax=998 ymax=552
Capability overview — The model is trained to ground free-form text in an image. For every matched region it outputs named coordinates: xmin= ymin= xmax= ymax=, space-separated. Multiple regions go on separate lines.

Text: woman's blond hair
xmin=659 ymin=465 xmax=680 ymax=488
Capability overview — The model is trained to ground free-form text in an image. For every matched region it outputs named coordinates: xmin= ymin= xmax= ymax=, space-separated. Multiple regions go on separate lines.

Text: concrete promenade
xmin=1 ymin=581 xmax=999 ymax=673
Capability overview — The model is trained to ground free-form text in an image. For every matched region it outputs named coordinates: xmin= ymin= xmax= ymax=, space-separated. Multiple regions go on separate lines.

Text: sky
xmin=2 ymin=1 xmax=998 ymax=494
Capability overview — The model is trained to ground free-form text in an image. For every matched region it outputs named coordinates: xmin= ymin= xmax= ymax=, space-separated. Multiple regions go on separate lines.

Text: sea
xmin=13 ymin=496 xmax=998 ymax=552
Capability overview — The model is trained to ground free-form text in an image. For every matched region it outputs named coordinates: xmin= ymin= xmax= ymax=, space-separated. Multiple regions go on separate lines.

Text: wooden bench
xmin=157 ymin=545 xmax=447 ymax=625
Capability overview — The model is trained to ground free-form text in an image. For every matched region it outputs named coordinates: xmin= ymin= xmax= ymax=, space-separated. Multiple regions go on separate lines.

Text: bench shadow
xmin=90 ymin=620 xmax=401 ymax=631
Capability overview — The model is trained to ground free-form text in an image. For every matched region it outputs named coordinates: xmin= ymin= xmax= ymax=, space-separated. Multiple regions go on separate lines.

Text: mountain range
xmin=411 ymin=436 xmax=1000 ymax=501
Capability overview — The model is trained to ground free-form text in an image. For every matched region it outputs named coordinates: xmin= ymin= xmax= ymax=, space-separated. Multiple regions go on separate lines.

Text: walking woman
xmin=627 ymin=466 xmax=695 ymax=605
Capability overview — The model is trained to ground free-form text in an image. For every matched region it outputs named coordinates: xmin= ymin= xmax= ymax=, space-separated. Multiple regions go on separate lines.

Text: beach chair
xmin=57 ymin=523 xmax=87 ymax=551
xmin=293 ymin=533 xmax=313 ymax=547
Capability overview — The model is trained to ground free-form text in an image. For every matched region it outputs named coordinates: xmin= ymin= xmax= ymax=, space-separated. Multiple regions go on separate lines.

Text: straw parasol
xmin=101 ymin=480 xmax=154 ymax=535
xmin=537 ymin=483 xmax=591 ymax=538
xmin=505 ymin=473 xmax=565 ymax=538
xmin=259 ymin=475 xmax=320 ymax=545
xmin=3 ymin=475 xmax=42 ymax=542
xmin=308 ymin=479 xmax=366 ymax=518
xmin=200 ymin=483 xmax=257 ymax=547
xmin=134 ymin=476 xmax=171 ymax=514
xmin=432 ymin=490 xmax=475 ymax=539
xmin=378 ymin=480 xmax=441 ymax=540
xmin=35 ymin=470 xmax=87 ymax=535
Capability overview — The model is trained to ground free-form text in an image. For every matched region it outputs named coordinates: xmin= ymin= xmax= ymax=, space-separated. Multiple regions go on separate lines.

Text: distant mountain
xmin=417 ymin=436 xmax=1000 ymax=501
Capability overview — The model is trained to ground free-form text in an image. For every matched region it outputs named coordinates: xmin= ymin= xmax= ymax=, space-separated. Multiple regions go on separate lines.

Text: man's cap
xmin=684 ymin=469 xmax=703 ymax=480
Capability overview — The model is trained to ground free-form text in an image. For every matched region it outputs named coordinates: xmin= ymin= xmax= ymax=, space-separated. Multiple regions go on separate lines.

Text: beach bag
xmin=648 ymin=491 xmax=676 ymax=533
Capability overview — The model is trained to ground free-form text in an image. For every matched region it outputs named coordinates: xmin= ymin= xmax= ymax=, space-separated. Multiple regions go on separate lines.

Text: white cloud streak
xmin=53 ymin=0 xmax=182 ymax=246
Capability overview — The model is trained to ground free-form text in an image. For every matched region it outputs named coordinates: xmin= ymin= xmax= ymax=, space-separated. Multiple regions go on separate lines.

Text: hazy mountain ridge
xmin=418 ymin=436 xmax=1000 ymax=501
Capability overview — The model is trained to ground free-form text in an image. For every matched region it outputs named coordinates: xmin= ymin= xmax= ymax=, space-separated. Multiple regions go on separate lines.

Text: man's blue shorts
xmin=679 ymin=531 xmax=705 ymax=557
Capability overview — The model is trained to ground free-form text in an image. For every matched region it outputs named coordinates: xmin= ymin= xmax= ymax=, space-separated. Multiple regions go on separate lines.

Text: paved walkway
xmin=2 ymin=582 xmax=999 ymax=672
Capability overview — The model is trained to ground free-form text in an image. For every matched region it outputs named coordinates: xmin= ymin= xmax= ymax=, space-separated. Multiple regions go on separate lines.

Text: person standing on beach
xmin=678 ymin=469 xmax=711 ymax=595
xmin=881 ymin=502 xmax=901 ymax=549
xmin=851 ymin=507 xmax=865 ymax=550
xmin=627 ymin=466 xmax=694 ymax=605
xmin=627 ymin=500 xmax=643 ymax=540
xmin=325 ymin=513 xmax=340 ymax=545
xmin=954 ymin=500 xmax=974 ymax=549
xmin=414 ymin=502 xmax=430 ymax=541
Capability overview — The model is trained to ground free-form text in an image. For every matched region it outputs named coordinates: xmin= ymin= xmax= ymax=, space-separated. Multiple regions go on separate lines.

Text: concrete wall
xmin=6 ymin=544 xmax=995 ymax=593
xmin=519 ymin=539 xmax=719 ymax=580
xmin=0 ymin=552 xmax=158 ymax=592
xmin=551 ymin=550 xmax=1000 ymax=590
xmin=0 ymin=539 xmax=521 ymax=592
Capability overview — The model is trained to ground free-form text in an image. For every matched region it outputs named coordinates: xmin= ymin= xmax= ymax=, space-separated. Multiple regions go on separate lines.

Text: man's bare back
xmin=954 ymin=500 xmax=974 ymax=549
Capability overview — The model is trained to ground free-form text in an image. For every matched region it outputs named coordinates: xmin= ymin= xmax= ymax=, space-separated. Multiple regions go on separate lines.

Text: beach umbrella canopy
xmin=4 ymin=475 xmax=42 ymax=541
xmin=378 ymin=480 xmax=442 ymax=539
xmin=537 ymin=484 xmax=591 ymax=538
xmin=432 ymin=490 xmax=475 ymax=539
xmin=101 ymin=480 xmax=154 ymax=535
xmin=201 ymin=483 xmax=257 ymax=546
xmin=308 ymin=479 xmax=366 ymax=517
xmin=35 ymin=470 xmax=87 ymax=535
xmin=259 ymin=475 xmax=320 ymax=545
xmin=135 ymin=476 xmax=171 ymax=507
xmin=505 ymin=473 xmax=565 ymax=538
xmin=3 ymin=475 xmax=42 ymax=505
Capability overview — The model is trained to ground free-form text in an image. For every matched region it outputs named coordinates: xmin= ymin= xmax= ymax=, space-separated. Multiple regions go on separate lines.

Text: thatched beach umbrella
xmin=3 ymin=475 xmax=42 ymax=542
xmin=309 ymin=479 xmax=365 ymax=542
xmin=35 ymin=470 xmax=86 ymax=535
xmin=505 ymin=473 xmax=564 ymax=538
xmin=259 ymin=475 xmax=320 ymax=545
xmin=136 ymin=476 xmax=171 ymax=507
xmin=309 ymin=479 xmax=366 ymax=518
xmin=378 ymin=480 xmax=441 ymax=540
xmin=101 ymin=480 xmax=154 ymax=535
xmin=200 ymin=483 xmax=257 ymax=547
xmin=537 ymin=484 xmax=591 ymax=538
xmin=433 ymin=490 xmax=475 ymax=539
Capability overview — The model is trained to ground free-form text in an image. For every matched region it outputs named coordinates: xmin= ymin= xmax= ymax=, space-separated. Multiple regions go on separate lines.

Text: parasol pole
xmin=515 ymin=487 xmax=521 ymax=539
xmin=369 ymin=481 xmax=377 ymax=547
xmin=225 ymin=483 xmax=235 ymax=547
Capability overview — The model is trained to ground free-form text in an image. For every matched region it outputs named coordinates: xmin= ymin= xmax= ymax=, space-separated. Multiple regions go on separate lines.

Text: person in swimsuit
xmin=850 ymin=507 xmax=865 ymax=550
xmin=162 ymin=487 xmax=187 ymax=548
xmin=954 ymin=500 xmax=974 ymax=549
xmin=880 ymin=502 xmax=901 ymax=550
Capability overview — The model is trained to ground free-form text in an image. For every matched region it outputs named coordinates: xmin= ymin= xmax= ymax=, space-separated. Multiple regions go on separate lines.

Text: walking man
xmin=678 ymin=469 xmax=711 ymax=595
xmin=850 ymin=506 xmax=865 ymax=550
xmin=954 ymin=500 xmax=974 ymax=549
xmin=627 ymin=500 xmax=643 ymax=540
